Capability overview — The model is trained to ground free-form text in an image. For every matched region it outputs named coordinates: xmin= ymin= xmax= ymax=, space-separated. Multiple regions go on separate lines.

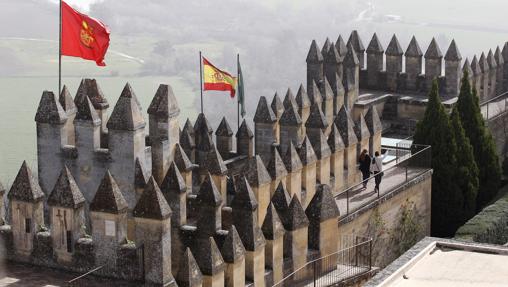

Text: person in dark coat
xmin=358 ymin=149 xmax=371 ymax=188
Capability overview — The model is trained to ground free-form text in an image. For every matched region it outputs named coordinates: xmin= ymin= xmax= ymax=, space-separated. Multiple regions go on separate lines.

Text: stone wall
xmin=486 ymin=111 xmax=508 ymax=158
xmin=338 ymin=170 xmax=432 ymax=267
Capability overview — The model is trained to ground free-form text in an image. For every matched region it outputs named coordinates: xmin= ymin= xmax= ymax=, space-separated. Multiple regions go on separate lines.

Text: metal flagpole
xmin=199 ymin=51 xmax=204 ymax=114
xmin=59 ymin=0 xmax=62 ymax=96
xmin=237 ymin=54 xmax=240 ymax=129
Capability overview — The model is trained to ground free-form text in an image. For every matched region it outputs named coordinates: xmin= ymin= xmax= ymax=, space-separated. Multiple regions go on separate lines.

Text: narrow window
xmin=66 ymin=231 xmax=73 ymax=253
xmin=25 ymin=218 xmax=31 ymax=233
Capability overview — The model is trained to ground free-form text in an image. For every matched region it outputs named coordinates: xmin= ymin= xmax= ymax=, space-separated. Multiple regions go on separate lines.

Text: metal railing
xmin=335 ymin=144 xmax=431 ymax=219
xmin=480 ymin=91 xmax=508 ymax=120
xmin=273 ymin=235 xmax=372 ymax=287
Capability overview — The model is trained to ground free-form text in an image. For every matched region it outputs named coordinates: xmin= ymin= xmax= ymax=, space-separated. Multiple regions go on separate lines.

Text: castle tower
xmin=75 ymin=79 xmax=109 ymax=135
xmin=194 ymin=113 xmax=215 ymax=165
xmin=280 ymin=195 xmax=309 ymax=273
xmin=282 ymin=142 xmax=303 ymax=200
xmin=298 ymin=136 xmax=318 ymax=208
xmin=47 ymin=166 xmax=86 ymax=263
xmin=471 ymin=56 xmax=482 ymax=93
xmin=328 ymin=123 xmax=345 ymax=191
xmin=487 ymin=49 xmax=498 ymax=99
xmin=424 ymin=38 xmax=443 ymax=91
xmin=241 ymin=155 xmax=272 ymax=224
xmin=495 ymin=47 xmax=505 ymax=95
xmin=444 ymin=40 xmax=462 ymax=97
xmin=181 ymin=119 xmax=196 ymax=162
xmin=354 ymin=113 xmax=371 ymax=164
xmin=502 ymin=43 xmax=508 ymax=91
xmin=365 ymin=107 xmax=383 ymax=155
xmin=160 ymin=162 xmax=187 ymax=275
xmin=385 ymin=35 xmax=404 ymax=91
xmin=279 ymin=96 xmax=303 ymax=154
xmin=271 ymin=92 xmax=284 ymax=144
xmin=305 ymin=185 xmax=340 ymax=259
xmin=267 ymin=144 xmax=288 ymax=194
xmin=462 ymin=58 xmax=473 ymax=87
xmin=236 ymin=119 xmax=254 ymax=158
xmin=8 ymin=161 xmax=45 ymax=258
xmin=176 ymin=248 xmax=203 ymax=287
xmin=219 ymin=226 xmax=246 ymax=287
xmin=335 ymin=107 xmax=359 ymax=186
xmin=479 ymin=53 xmax=490 ymax=101
xmin=59 ymin=85 xmax=77 ymax=145
xmin=295 ymin=84 xmax=311 ymax=124
xmin=196 ymin=174 xmax=223 ymax=237
xmin=366 ymin=33 xmax=384 ymax=88
xmin=147 ymin=84 xmax=180 ymax=183
xmin=321 ymin=78 xmax=335 ymax=132
xmin=89 ymin=171 xmax=129 ymax=273
xmin=324 ymin=44 xmax=343 ymax=99
xmin=254 ymin=96 xmax=277 ymax=165
xmin=261 ymin=203 xmax=285 ymax=284
xmin=133 ymin=176 xmax=176 ymax=286
xmin=405 ymin=36 xmax=423 ymax=90
xmin=306 ymin=40 xmax=324 ymax=93
xmin=203 ymin=147 xmax=228 ymax=203
xmin=35 ymin=90 xmax=68 ymax=195
xmin=107 ymin=83 xmax=147 ymax=209
xmin=174 ymin=143 xmax=195 ymax=193
xmin=347 ymin=30 xmax=365 ymax=69
xmin=231 ymin=177 xmax=266 ymax=287
xmin=343 ymin=44 xmax=360 ymax=108
xmin=215 ymin=117 xmax=234 ymax=159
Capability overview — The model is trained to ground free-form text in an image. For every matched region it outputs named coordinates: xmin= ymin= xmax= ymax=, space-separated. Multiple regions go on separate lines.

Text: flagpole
xmin=58 ymin=0 xmax=62 ymax=96
xmin=237 ymin=54 xmax=240 ymax=129
xmin=199 ymin=51 xmax=203 ymax=114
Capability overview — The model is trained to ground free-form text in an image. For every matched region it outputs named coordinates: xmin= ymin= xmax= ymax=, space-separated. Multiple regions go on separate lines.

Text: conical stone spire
xmin=74 ymin=95 xmax=100 ymax=124
xmin=160 ymin=162 xmax=186 ymax=194
xmin=107 ymin=82 xmax=146 ymax=131
xmin=204 ymin=147 xmax=228 ymax=175
xmin=196 ymin=173 xmax=222 ymax=207
xmin=471 ymin=56 xmax=481 ymax=75
xmin=366 ymin=33 xmax=384 ymax=54
xmin=306 ymin=40 xmax=324 ymax=63
xmin=385 ymin=34 xmax=403 ymax=56
xmin=236 ymin=119 xmax=254 ymax=139
xmin=282 ymin=141 xmax=303 ymax=173
xmin=347 ymin=30 xmax=365 ymax=52
xmin=133 ymin=176 xmax=172 ymax=220
xmin=267 ymin=145 xmax=288 ymax=179
xmin=147 ymin=84 xmax=180 ymax=119
xmin=192 ymin=237 xmax=225 ymax=276
xmin=134 ymin=158 xmax=149 ymax=189
xmin=241 ymin=155 xmax=271 ymax=187
xmin=271 ymin=92 xmax=284 ymax=119
xmin=364 ymin=107 xmax=382 ymax=136
xmin=231 ymin=177 xmax=258 ymax=211
xmin=271 ymin=181 xmax=291 ymax=214
xmin=425 ymin=38 xmax=443 ymax=59
xmin=462 ymin=58 xmax=473 ymax=75
xmin=479 ymin=52 xmax=489 ymax=72
xmin=220 ymin=225 xmax=246 ymax=263
xmin=176 ymin=248 xmax=203 ymax=287
xmin=335 ymin=35 xmax=348 ymax=58
xmin=405 ymin=36 xmax=423 ymax=57
xmin=305 ymin=184 xmax=340 ymax=222
xmin=344 ymin=44 xmax=360 ymax=67
xmin=90 ymin=171 xmax=128 ymax=214
xmin=174 ymin=143 xmax=194 ymax=172
xmin=296 ymin=84 xmax=311 ymax=110
xmin=59 ymin=85 xmax=76 ymax=113
xmin=35 ymin=91 xmax=68 ymax=124
xmin=283 ymin=88 xmax=298 ymax=110
xmin=444 ymin=39 xmax=462 ymax=61
xmin=216 ymin=117 xmax=233 ymax=136
xmin=327 ymin=123 xmax=345 ymax=153
xmin=325 ymin=44 xmax=342 ymax=64
xmin=321 ymin=38 xmax=332 ymax=55
xmin=75 ymin=78 xmax=109 ymax=109
xmin=262 ymin=203 xmax=285 ymax=240
xmin=8 ymin=161 xmax=44 ymax=203
xmin=305 ymin=102 xmax=328 ymax=129
xmin=487 ymin=49 xmax=497 ymax=69
xmin=309 ymin=80 xmax=323 ymax=105
xmin=194 ymin=113 xmax=214 ymax=136
xmin=280 ymin=98 xmax=302 ymax=126
xmin=495 ymin=47 xmax=504 ymax=66
xmin=47 ymin=166 xmax=85 ymax=208
xmin=280 ymin=195 xmax=309 ymax=231
xmin=253 ymin=96 xmax=276 ymax=123
xmin=183 ymin=118 xmax=195 ymax=138
xmin=335 ymin=106 xmax=358 ymax=146
xmin=298 ymin=136 xmax=318 ymax=165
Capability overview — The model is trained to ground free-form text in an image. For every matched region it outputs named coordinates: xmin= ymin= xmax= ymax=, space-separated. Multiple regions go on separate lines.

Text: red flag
xmin=61 ymin=1 xmax=110 ymax=66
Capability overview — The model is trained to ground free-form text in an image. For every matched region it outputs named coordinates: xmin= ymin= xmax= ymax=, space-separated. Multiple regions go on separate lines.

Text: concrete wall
xmin=338 ymin=170 xmax=432 ymax=267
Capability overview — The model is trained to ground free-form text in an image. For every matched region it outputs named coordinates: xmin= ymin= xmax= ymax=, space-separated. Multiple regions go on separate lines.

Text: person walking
xmin=370 ymin=151 xmax=387 ymax=193
xmin=358 ymin=149 xmax=371 ymax=188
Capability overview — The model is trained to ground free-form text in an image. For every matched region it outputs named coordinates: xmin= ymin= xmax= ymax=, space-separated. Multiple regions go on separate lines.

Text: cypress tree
xmin=450 ymin=108 xmax=479 ymax=222
xmin=456 ymin=71 xmax=501 ymax=209
xmin=413 ymin=80 xmax=464 ymax=236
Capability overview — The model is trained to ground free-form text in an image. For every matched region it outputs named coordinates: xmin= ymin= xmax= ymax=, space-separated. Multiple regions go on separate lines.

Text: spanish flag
xmin=203 ymin=57 xmax=237 ymax=97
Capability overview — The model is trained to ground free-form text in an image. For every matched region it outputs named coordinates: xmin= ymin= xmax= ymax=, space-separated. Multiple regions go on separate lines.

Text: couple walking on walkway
xmin=359 ymin=149 xmax=386 ymax=193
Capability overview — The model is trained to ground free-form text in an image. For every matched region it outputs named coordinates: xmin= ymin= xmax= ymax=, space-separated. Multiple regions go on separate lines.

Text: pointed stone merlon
xmin=296 ymin=84 xmax=311 ymax=125
xmin=59 ymin=85 xmax=77 ymax=146
xmin=35 ymin=90 xmax=68 ymax=195
xmin=470 ymin=56 xmax=483 ymax=93
xmin=148 ymin=84 xmax=181 ymax=183
xmin=444 ymin=40 xmax=462 ymax=97
xmin=502 ymin=43 xmax=508 ymax=91
xmin=405 ymin=36 xmax=423 ymax=90
xmin=89 ymin=171 xmax=129 ymax=272
xmin=324 ymin=44 xmax=343 ymax=102
xmin=176 ymin=247 xmax=203 ymax=287
xmin=385 ymin=35 xmax=404 ymax=91
xmin=133 ymin=177 xmax=175 ymax=286
xmin=267 ymin=144 xmax=288 ymax=195
xmin=279 ymin=100 xmax=303 ymax=155
xmin=487 ymin=50 xmax=498 ymax=99
xmin=479 ymin=53 xmax=490 ymax=102
xmin=202 ymin=147 xmax=228 ymax=204
xmin=196 ymin=174 xmax=223 ymax=237
xmin=347 ymin=30 xmax=365 ymax=68
xmin=0 ymin=181 xmax=5 ymax=224
xmin=271 ymin=93 xmax=284 ymax=144
xmin=343 ymin=45 xmax=360 ymax=108
xmin=241 ymin=155 xmax=272 ymax=225
xmin=75 ymin=78 xmax=109 ymax=133
xmin=215 ymin=117 xmax=234 ymax=159
xmin=306 ymin=40 xmax=324 ymax=94
xmin=424 ymin=38 xmax=443 ymax=91
xmin=328 ymin=124 xmax=345 ymax=190
xmin=47 ymin=166 xmax=86 ymax=263
xmin=220 ymin=226 xmax=246 ymax=287
xmin=298 ymin=136 xmax=318 ymax=208
xmin=280 ymin=195 xmax=309 ymax=272
xmin=282 ymin=142 xmax=303 ymax=201
xmin=365 ymin=107 xmax=383 ymax=155
xmin=254 ymin=96 xmax=277 ymax=165
xmin=335 ymin=106 xmax=358 ymax=185
xmin=236 ymin=119 xmax=254 ymax=158
xmin=306 ymin=184 xmax=340 ymax=262
xmin=494 ymin=47 xmax=505 ymax=95
xmin=8 ymin=161 xmax=45 ymax=258
xmin=262 ymin=203 xmax=285 ymax=284
xmin=366 ymin=33 xmax=384 ymax=88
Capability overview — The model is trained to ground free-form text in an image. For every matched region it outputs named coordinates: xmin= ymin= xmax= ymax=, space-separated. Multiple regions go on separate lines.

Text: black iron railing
xmin=273 ymin=235 xmax=372 ymax=287
xmin=335 ymin=144 xmax=431 ymax=219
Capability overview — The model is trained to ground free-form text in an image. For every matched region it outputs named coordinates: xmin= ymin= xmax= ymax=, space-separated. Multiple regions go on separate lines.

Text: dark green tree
xmin=456 ymin=71 xmax=501 ymax=209
xmin=450 ymin=108 xmax=479 ymax=222
xmin=413 ymin=80 xmax=464 ymax=236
